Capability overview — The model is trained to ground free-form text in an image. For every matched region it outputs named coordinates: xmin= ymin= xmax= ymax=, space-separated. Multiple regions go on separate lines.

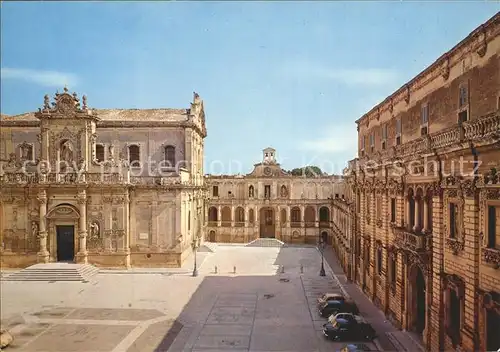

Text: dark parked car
xmin=337 ymin=343 xmax=377 ymax=352
xmin=323 ymin=317 xmax=377 ymax=341
xmin=317 ymin=292 xmax=346 ymax=308
xmin=318 ymin=299 xmax=359 ymax=318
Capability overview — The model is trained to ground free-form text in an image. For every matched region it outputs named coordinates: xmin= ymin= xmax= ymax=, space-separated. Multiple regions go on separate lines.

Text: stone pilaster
xmin=461 ymin=193 xmax=480 ymax=351
xmin=76 ymin=189 xmax=88 ymax=264
xmin=37 ymin=190 xmax=49 ymax=263
xmin=430 ymin=190 xmax=444 ymax=351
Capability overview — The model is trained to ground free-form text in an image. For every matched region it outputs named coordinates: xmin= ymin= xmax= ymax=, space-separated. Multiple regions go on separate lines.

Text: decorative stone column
xmin=76 ymin=190 xmax=88 ymax=264
xmin=405 ymin=197 xmax=410 ymax=228
xmin=37 ymin=190 xmax=49 ymax=263
xmin=423 ymin=196 xmax=429 ymax=232
xmin=413 ymin=196 xmax=420 ymax=232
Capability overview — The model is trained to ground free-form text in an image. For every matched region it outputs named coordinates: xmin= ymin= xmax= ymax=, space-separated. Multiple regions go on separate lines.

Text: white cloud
xmin=299 ymin=124 xmax=358 ymax=153
xmin=1 ymin=67 xmax=79 ymax=87
xmin=282 ymin=61 xmax=398 ymax=86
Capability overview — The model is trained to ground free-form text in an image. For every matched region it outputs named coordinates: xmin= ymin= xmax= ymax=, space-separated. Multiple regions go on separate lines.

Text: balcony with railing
xmin=482 ymin=247 xmax=500 ymax=269
xmin=392 ymin=226 xmax=432 ymax=252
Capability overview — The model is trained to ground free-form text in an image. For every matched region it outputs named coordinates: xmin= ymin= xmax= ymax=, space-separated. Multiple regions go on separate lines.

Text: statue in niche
xmin=20 ymin=143 xmax=32 ymax=161
xmin=89 ymin=222 xmax=100 ymax=238
xmin=60 ymin=140 xmax=74 ymax=163
xmin=280 ymin=186 xmax=288 ymax=198
xmin=108 ymin=145 xmax=115 ymax=161
xmin=31 ymin=221 xmax=39 ymax=238
xmin=7 ymin=153 xmax=17 ymax=168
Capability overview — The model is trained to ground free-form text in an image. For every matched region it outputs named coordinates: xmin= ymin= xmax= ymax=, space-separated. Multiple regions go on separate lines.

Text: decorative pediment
xmin=46 ymin=204 xmax=80 ymax=219
xmin=35 ymin=87 xmax=97 ymax=120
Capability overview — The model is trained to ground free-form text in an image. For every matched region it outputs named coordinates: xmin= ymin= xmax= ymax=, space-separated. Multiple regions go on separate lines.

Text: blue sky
xmin=1 ymin=2 xmax=499 ymax=175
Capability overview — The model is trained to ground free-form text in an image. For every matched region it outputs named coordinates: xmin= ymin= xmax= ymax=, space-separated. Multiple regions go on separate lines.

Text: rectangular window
xmin=96 ymin=144 xmax=105 ymax=162
xmin=396 ymin=119 xmax=402 ymax=145
xmin=421 ymin=104 xmax=429 ymax=136
xmin=421 ymin=104 xmax=429 ymax=124
xmin=128 ymin=145 xmax=140 ymax=165
xmin=450 ymin=203 xmax=457 ymax=238
xmin=487 ymin=205 xmax=498 ymax=249
xmin=459 ymin=85 xmax=468 ymax=108
xmin=264 ymin=185 xmax=271 ymax=199
xmin=391 ymin=198 xmax=396 ymax=223
xmin=370 ymin=133 xmax=375 ymax=153
xmin=458 ymin=110 xmax=468 ymax=123
xmin=360 ymin=136 xmax=366 ymax=156
xmin=212 ymin=186 xmax=219 ymax=197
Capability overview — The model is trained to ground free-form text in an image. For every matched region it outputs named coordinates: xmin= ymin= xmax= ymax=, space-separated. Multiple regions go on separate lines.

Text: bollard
xmin=214 ymin=265 xmax=218 ymax=274
xmin=233 ymin=266 xmax=236 ymax=274
xmin=300 ymin=264 xmax=304 ymax=274
xmin=281 ymin=265 xmax=285 ymax=273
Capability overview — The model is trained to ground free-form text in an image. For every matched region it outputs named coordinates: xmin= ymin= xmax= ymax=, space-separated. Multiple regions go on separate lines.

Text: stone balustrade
xmin=393 ymin=226 xmax=432 ymax=252
xmin=482 ymin=247 xmax=500 ymax=268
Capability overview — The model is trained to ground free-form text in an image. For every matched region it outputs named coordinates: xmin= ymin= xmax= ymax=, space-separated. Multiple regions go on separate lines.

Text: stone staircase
xmin=246 ymin=238 xmax=285 ymax=247
xmin=1 ymin=263 xmax=99 ymax=282
xmin=198 ymin=241 xmax=218 ymax=253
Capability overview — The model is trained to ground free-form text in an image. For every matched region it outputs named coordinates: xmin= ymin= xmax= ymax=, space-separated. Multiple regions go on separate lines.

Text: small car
xmin=317 ymin=292 xmax=346 ymax=307
xmin=319 ymin=300 xmax=359 ymax=318
xmin=328 ymin=312 xmax=356 ymax=324
xmin=323 ymin=317 xmax=377 ymax=341
xmin=337 ymin=343 xmax=376 ymax=352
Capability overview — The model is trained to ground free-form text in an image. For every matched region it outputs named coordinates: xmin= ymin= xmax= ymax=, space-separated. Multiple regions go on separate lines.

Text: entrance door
xmin=259 ymin=208 xmax=275 ymax=238
xmin=56 ymin=225 xmax=75 ymax=262
xmin=209 ymin=230 xmax=216 ymax=242
xmin=414 ymin=267 xmax=426 ymax=335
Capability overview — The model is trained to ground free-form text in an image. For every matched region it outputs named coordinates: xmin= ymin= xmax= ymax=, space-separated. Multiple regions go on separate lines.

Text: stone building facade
xmin=0 ymin=89 xmax=206 ymax=268
xmin=206 ymin=148 xmax=348 ymax=244
xmin=334 ymin=13 xmax=500 ymax=352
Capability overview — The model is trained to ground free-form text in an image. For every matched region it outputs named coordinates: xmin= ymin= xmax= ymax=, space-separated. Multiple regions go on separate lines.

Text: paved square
xmin=1 ymin=245 xmax=378 ymax=352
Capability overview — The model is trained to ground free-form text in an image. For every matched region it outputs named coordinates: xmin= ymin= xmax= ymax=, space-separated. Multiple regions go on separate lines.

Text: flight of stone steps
xmin=246 ymin=238 xmax=285 ymax=247
xmin=198 ymin=241 xmax=218 ymax=253
xmin=1 ymin=263 xmax=99 ymax=282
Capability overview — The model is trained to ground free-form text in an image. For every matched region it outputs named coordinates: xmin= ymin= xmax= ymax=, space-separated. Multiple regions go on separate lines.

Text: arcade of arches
xmin=206 ymin=204 xmax=341 ymax=244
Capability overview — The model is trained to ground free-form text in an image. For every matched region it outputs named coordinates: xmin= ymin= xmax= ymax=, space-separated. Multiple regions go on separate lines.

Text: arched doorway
xmin=411 ymin=265 xmax=426 ymax=336
xmin=259 ymin=207 xmax=275 ymax=238
xmin=46 ymin=203 xmax=80 ymax=262
xmin=321 ymin=231 xmax=328 ymax=244
xmin=209 ymin=230 xmax=216 ymax=242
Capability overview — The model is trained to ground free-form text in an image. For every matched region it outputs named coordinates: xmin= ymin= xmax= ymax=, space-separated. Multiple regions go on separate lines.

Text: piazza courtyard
xmin=0 ymin=244 xmax=385 ymax=352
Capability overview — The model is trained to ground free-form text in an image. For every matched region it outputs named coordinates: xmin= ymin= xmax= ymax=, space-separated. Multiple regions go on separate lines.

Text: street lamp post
xmin=319 ymin=238 xmax=326 ymax=277
xmin=192 ymin=236 xmax=200 ymax=277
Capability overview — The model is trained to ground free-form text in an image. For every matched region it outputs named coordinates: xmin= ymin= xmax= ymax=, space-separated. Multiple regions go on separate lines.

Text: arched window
xmin=128 ymin=145 xmax=140 ymax=165
xmin=319 ymin=207 xmax=330 ymax=222
xmin=235 ymin=207 xmax=245 ymax=222
xmin=164 ymin=145 xmax=176 ymax=168
xmin=280 ymin=208 xmax=287 ymax=224
xmin=208 ymin=207 xmax=218 ymax=222
xmin=291 ymin=207 xmax=301 ymax=227
xmin=249 ymin=185 xmax=254 ymax=198
xmin=249 ymin=208 xmax=255 ymax=223
xmin=304 ymin=206 xmax=316 ymax=227
xmin=221 ymin=207 xmax=231 ymax=227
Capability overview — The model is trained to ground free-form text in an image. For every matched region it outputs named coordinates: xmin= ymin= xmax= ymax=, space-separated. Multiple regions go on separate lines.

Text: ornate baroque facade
xmin=0 ymin=89 xmax=206 ymax=268
xmin=206 ymin=148 xmax=350 ymax=244
xmin=334 ymin=13 xmax=500 ymax=352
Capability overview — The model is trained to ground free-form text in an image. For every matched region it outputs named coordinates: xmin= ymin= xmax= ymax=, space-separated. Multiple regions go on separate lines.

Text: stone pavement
xmin=1 ymin=246 xmax=378 ymax=352
xmin=322 ymin=246 xmax=425 ymax=352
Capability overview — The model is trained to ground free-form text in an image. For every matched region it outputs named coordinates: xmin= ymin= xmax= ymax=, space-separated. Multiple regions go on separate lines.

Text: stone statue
xmin=31 ymin=221 xmax=39 ymax=238
xmin=280 ymin=186 xmax=288 ymax=197
xmin=20 ymin=143 xmax=31 ymax=160
xmin=43 ymin=94 xmax=50 ymax=110
xmin=82 ymin=95 xmax=87 ymax=109
xmin=108 ymin=145 xmax=115 ymax=161
xmin=89 ymin=222 xmax=100 ymax=238
xmin=7 ymin=153 xmax=17 ymax=168
xmin=60 ymin=141 xmax=74 ymax=163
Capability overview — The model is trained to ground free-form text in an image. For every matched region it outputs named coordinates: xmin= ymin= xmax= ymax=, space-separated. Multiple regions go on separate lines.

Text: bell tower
xmin=262 ymin=147 xmax=277 ymax=164
xmin=35 ymin=87 xmax=100 ymax=173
